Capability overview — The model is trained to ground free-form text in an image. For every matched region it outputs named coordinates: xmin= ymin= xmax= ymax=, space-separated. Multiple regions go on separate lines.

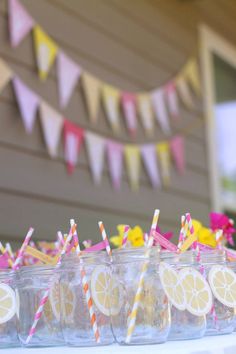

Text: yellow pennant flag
xmin=102 ymin=84 xmax=120 ymax=133
xmin=33 ymin=26 xmax=58 ymax=81
xmin=156 ymin=142 xmax=171 ymax=186
xmin=81 ymin=72 xmax=101 ymax=124
xmin=0 ymin=58 xmax=12 ymax=92
xmin=137 ymin=93 xmax=154 ymax=137
xmin=175 ymin=73 xmax=194 ymax=110
xmin=124 ymin=145 xmax=140 ymax=191
xmin=184 ymin=58 xmax=201 ymax=95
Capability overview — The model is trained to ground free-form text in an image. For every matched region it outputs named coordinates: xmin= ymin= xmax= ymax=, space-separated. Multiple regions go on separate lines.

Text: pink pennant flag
xmin=121 ymin=92 xmax=137 ymax=136
xmin=170 ymin=136 xmax=185 ymax=174
xmin=85 ymin=132 xmax=105 ymax=185
xmin=8 ymin=0 xmax=34 ymax=47
xmin=13 ymin=77 xmax=39 ymax=134
xmin=165 ymin=82 xmax=179 ymax=119
xmin=106 ymin=140 xmax=123 ymax=190
xmin=63 ymin=120 xmax=84 ymax=174
xmin=57 ymin=51 xmax=81 ymax=108
xmin=141 ymin=144 xmax=161 ymax=188
xmin=151 ymin=88 xmax=171 ymax=135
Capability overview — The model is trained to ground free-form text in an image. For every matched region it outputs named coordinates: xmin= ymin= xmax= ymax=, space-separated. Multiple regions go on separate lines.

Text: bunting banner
xmin=39 ymin=102 xmax=63 ymax=157
xmin=165 ymin=82 xmax=179 ymax=120
xmin=0 ymin=58 xmax=12 ymax=93
xmin=175 ymin=74 xmax=194 ymax=110
xmin=156 ymin=142 xmax=171 ymax=186
xmin=13 ymin=77 xmax=39 ymax=134
xmin=121 ymin=92 xmax=137 ymax=136
xmin=124 ymin=145 xmax=140 ymax=191
xmin=85 ymin=132 xmax=105 ymax=185
xmin=102 ymin=84 xmax=120 ymax=133
xmin=8 ymin=0 xmax=34 ymax=47
xmin=170 ymin=136 xmax=185 ymax=174
xmin=33 ymin=26 xmax=58 ymax=81
xmin=57 ymin=52 xmax=81 ymax=108
xmin=106 ymin=140 xmax=123 ymax=190
xmin=137 ymin=93 xmax=154 ymax=137
xmin=184 ymin=58 xmax=201 ymax=95
xmin=81 ymin=72 xmax=101 ymax=124
xmin=141 ymin=144 xmax=161 ymax=188
xmin=151 ymin=88 xmax=171 ymax=135
xmin=63 ymin=120 xmax=84 ymax=174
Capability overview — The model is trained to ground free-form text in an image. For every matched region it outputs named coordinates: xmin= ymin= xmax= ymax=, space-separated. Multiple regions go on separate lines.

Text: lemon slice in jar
xmin=159 ymin=262 xmax=186 ymax=311
xmin=208 ymin=265 xmax=236 ymax=307
xmin=49 ymin=282 xmax=61 ymax=321
xmin=91 ymin=265 xmax=123 ymax=316
xmin=60 ymin=282 xmax=75 ymax=320
xmin=179 ymin=267 xmax=213 ymax=316
xmin=0 ymin=283 xmax=16 ymax=324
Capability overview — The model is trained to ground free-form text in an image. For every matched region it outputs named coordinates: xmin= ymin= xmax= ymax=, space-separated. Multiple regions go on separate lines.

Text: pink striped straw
xmin=12 ymin=227 xmax=34 ymax=270
xmin=98 ymin=221 xmax=112 ymax=261
xmin=25 ymin=222 xmax=76 ymax=344
xmin=177 ymin=215 xmax=186 ymax=249
xmin=122 ymin=225 xmax=130 ymax=248
xmin=57 ymin=231 xmax=65 ymax=247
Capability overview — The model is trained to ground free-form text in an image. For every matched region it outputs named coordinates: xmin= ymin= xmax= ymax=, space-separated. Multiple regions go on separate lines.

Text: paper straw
xmin=0 ymin=242 xmax=13 ymax=268
xmin=12 ymin=227 xmax=34 ymax=270
xmin=6 ymin=243 xmax=15 ymax=262
xmin=177 ymin=215 xmax=186 ymax=249
xmin=122 ymin=225 xmax=130 ymax=248
xmin=98 ymin=221 xmax=112 ymax=260
xmin=57 ymin=231 xmax=65 ymax=247
xmin=26 ymin=223 xmax=75 ymax=344
xmin=150 ymin=209 xmax=160 ymax=233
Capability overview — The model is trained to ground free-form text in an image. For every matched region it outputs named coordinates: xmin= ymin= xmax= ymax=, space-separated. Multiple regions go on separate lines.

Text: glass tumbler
xmin=111 ymin=247 xmax=171 ymax=345
xmin=16 ymin=265 xmax=64 ymax=347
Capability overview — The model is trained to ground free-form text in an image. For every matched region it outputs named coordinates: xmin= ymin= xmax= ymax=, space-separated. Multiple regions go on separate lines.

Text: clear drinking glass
xmin=60 ymin=252 xmax=114 ymax=346
xmin=16 ymin=265 xmax=64 ymax=347
xmin=0 ymin=269 xmax=19 ymax=347
xmin=162 ymin=251 xmax=207 ymax=341
xmin=111 ymin=247 xmax=171 ymax=345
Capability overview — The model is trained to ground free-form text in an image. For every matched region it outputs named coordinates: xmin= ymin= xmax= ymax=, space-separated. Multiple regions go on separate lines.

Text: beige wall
xmin=0 ymin=0 xmax=235 ymax=246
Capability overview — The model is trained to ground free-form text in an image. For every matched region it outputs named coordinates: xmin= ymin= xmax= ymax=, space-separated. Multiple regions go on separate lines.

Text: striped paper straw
xmin=6 ymin=243 xmax=15 ymax=262
xmin=12 ymin=228 xmax=34 ymax=270
xmin=122 ymin=225 xmax=130 ymax=248
xmin=25 ymin=223 xmax=76 ymax=344
xmin=177 ymin=215 xmax=186 ymax=249
xmin=57 ymin=231 xmax=65 ymax=247
xmin=98 ymin=221 xmax=112 ymax=260
xmin=72 ymin=221 xmax=100 ymax=344
xmin=150 ymin=209 xmax=160 ymax=233
xmin=0 ymin=242 xmax=13 ymax=268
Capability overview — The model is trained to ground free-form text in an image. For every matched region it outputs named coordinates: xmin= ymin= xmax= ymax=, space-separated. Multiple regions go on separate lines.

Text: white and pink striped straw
xmin=98 ymin=221 xmax=112 ymax=261
xmin=12 ymin=227 xmax=34 ymax=270
xmin=177 ymin=215 xmax=186 ymax=249
xmin=25 ymin=222 xmax=76 ymax=344
xmin=122 ymin=225 xmax=130 ymax=248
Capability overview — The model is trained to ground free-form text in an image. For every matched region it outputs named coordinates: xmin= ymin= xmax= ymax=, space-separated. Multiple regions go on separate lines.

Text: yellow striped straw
xmin=0 ymin=242 xmax=13 ymax=268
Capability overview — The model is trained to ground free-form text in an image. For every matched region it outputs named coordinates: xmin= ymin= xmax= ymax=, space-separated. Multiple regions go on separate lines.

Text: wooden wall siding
xmin=1 ymin=0 xmax=235 ymax=245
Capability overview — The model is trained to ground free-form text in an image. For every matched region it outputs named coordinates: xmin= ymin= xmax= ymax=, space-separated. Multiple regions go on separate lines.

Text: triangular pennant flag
xmin=102 ymin=84 xmax=120 ymax=133
xmin=81 ymin=72 xmax=101 ymax=124
xmin=85 ymin=132 xmax=105 ymax=184
xmin=137 ymin=93 xmax=154 ymax=137
xmin=175 ymin=74 xmax=194 ymax=109
xmin=170 ymin=135 xmax=185 ymax=175
xmin=156 ymin=142 xmax=171 ymax=187
xmin=121 ymin=92 xmax=137 ymax=136
xmin=33 ymin=26 xmax=58 ymax=81
xmin=141 ymin=144 xmax=161 ymax=188
xmin=13 ymin=77 xmax=39 ymax=134
xmin=63 ymin=120 xmax=84 ymax=174
xmin=124 ymin=145 xmax=140 ymax=191
xmin=165 ymin=82 xmax=179 ymax=119
xmin=151 ymin=88 xmax=171 ymax=135
xmin=57 ymin=51 xmax=81 ymax=108
xmin=8 ymin=0 xmax=34 ymax=47
xmin=106 ymin=140 xmax=123 ymax=190
xmin=184 ymin=58 xmax=201 ymax=95
xmin=39 ymin=102 xmax=63 ymax=157
xmin=0 ymin=59 xmax=12 ymax=92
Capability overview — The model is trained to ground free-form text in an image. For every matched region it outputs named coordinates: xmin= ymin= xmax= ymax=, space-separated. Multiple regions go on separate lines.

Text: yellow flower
xmin=110 ymin=225 xmax=144 ymax=248
xmin=198 ymin=227 xmax=216 ymax=248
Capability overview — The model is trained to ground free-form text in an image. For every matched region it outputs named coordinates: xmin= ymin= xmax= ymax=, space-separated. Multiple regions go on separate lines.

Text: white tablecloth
xmin=2 ymin=334 xmax=236 ymax=354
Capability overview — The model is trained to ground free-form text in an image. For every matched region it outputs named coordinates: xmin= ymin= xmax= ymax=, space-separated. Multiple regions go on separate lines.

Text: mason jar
xmin=16 ymin=265 xmax=64 ymax=347
xmin=226 ymin=260 xmax=236 ymax=332
xmin=60 ymin=252 xmax=114 ymax=346
xmin=0 ymin=269 xmax=19 ymax=347
xmin=111 ymin=247 xmax=171 ymax=345
xmin=201 ymin=250 xmax=235 ymax=336
xmin=161 ymin=251 xmax=207 ymax=341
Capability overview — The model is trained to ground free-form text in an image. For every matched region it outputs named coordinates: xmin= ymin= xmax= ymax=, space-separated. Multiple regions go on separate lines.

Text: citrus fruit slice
xmin=208 ymin=265 xmax=236 ymax=307
xmin=179 ymin=267 xmax=213 ymax=316
xmin=15 ymin=289 xmax=20 ymax=319
xmin=91 ymin=265 xmax=123 ymax=316
xmin=0 ymin=283 xmax=16 ymax=324
xmin=159 ymin=262 xmax=186 ymax=311
xmin=60 ymin=282 xmax=75 ymax=320
xmin=49 ymin=282 xmax=61 ymax=321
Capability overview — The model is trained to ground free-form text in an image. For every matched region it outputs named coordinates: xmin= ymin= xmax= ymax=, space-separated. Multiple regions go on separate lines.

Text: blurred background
xmin=1 ymin=0 xmax=236 ymax=248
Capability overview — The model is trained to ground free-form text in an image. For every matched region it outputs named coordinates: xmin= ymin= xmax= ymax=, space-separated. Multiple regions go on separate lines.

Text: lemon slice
xmin=179 ymin=267 xmax=213 ymax=316
xmin=49 ymin=282 xmax=61 ymax=321
xmin=159 ymin=262 xmax=186 ymax=311
xmin=208 ymin=265 xmax=236 ymax=308
xmin=0 ymin=283 xmax=16 ymax=324
xmin=60 ymin=282 xmax=75 ymax=320
xmin=91 ymin=265 xmax=123 ymax=316
xmin=15 ymin=289 xmax=20 ymax=319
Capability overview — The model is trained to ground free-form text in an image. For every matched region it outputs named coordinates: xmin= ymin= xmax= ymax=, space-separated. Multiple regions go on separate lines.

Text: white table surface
xmin=1 ymin=334 xmax=236 ymax=354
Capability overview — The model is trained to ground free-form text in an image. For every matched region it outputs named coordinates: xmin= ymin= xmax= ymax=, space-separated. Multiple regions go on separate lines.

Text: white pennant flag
xmin=165 ymin=82 xmax=179 ymax=119
xmin=39 ymin=102 xmax=63 ymax=157
xmin=137 ymin=93 xmax=154 ymax=137
xmin=141 ymin=144 xmax=161 ymax=188
xmin=85 ymin=132 xmax=106 ymax=184
xmin=151 ymin=88 xmax=171 ymax=135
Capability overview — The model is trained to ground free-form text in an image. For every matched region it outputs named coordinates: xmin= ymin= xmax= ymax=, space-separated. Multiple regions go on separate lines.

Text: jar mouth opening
xmin=61 ymin=251 xmax=110 ymax=266
xmin=19 ymin=264 xmax=56 ymax=274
